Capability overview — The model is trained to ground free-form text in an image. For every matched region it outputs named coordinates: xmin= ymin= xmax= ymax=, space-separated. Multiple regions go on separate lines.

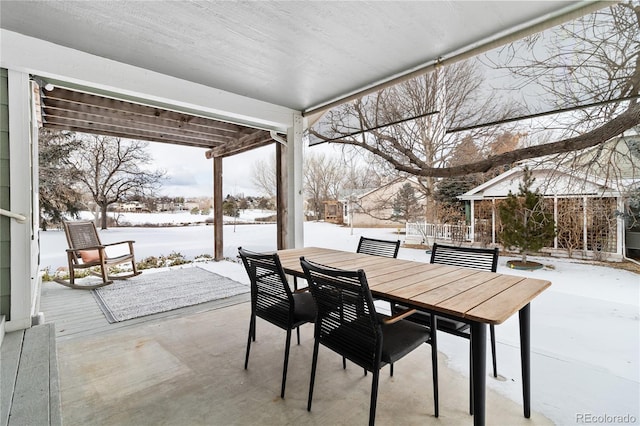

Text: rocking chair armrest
xmin=102 ymin=240 xmax=136 ymax=247
xmin=66 ymin=245 xmax=105 ymax=253
xmin=382 ymin=308 xmax=417 ymax=325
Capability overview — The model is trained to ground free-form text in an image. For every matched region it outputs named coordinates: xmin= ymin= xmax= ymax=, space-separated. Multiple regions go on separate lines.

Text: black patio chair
xmin=301 ymin=257 xmax=438 ymax=425
xmin=392 ymin=242 xmax=499 ymax=414
xmin=357 ymin=236 xmax=401 ymax=258
xmin=238 ymin=247 xmax=317 ymax=398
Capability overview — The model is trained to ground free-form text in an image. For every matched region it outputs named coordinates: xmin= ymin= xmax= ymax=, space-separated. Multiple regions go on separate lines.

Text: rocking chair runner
xmin=54 ymin=221 xmax=141 ymax=289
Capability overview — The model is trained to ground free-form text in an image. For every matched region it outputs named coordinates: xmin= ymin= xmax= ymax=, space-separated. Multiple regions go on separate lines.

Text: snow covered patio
xmin=34 ymin=221 xmax=639 ymax=425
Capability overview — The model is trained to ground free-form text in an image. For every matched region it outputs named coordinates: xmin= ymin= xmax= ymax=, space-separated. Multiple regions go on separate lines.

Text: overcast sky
xmin=146 ymin=141 xmax=271 ymax=199
xmin=147 ymin=140 xmax=339 ymax=199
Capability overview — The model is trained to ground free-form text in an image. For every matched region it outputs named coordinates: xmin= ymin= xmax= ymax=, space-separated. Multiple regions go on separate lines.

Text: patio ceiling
xmin=1 ymin=1 xmax=607 ymax=152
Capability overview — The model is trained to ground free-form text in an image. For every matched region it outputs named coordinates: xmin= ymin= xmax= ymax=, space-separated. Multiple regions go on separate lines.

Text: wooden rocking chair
xmin=54 ymin=220 xmax=141 ymax=289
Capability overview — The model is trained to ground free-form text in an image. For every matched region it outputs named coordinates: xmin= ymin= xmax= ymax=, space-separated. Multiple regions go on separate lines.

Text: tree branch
xmin=311 ymin=102 xmax=640 ymax=178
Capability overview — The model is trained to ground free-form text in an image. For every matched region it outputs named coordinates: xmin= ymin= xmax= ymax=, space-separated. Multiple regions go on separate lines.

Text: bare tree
xmin=311 ymin=60 xmax=520 ymax=220
xmin=251 ymin=153 xmax=277 ymax=198
xmin=486 ymin=1 xmax=640 ymax=181
xmin=66 ymin=135 xmax=165 ymax=229
xmin=303 ymin=152 xmax=346 ymax=220
xmin=311 ymin=4 xmax=640 ymax=179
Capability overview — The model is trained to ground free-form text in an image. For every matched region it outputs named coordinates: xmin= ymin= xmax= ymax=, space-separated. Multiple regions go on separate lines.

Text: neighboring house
xmin=457 ymin=135 xmax=640 ymax=261
xmin=115 ymin=201 xmax=147 ymax=212
xmin=341 ymin=178 xmax=425 ymax=228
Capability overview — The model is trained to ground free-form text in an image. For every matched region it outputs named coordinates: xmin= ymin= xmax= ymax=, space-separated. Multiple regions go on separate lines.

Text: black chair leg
xmin=369 ymin=370 xmax=380 ymax=426
xmin=343 ymin=357 xmax=346 ymax=369
xmin=469 ymin=342 xmax=474 ymax=415
xmin=390 ymin=363 xmax=394 ymax=377
xmin=490 ymin=324 xmax=497 ymax=377
xmin=251 ymin=315 xmax=256 ymax=342
xmin=281 ymin=328 xmax=292 ymax=398
xmin=244 ymin=314 xmax=254 ymax=370
xmin=297 ymin=326 xmax=301 ymax=345
xmin=431 ymin=314 xmax=439 ymax=417
xmin=308 ymin=339 xmax=320 ymax=411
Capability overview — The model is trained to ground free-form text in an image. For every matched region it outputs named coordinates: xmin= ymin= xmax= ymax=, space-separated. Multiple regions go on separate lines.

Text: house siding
xmin=0 ymin=68 xmax=11 ymax=319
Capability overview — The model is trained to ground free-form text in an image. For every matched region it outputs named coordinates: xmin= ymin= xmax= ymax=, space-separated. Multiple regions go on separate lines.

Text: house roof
xmin=459 ymin=136 xmax=640 ymax=200
xmin=0 ymin=1 xmax=606 ymax=152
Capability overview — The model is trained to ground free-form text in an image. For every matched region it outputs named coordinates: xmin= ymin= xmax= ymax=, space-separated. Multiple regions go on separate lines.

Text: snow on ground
xmin=39 ymin=212 xmax=640 ymax=424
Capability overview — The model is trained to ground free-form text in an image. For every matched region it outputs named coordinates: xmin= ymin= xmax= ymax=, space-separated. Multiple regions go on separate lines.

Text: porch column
xmin=276 ymin=142 xmax=286 ymax=249
xmin=213 ymin=156 xmax=223 ymax=260
xmin=284 ymin=113 xmax=304 ymax=249
xmin=7 ymin=70 xmax=34 ymax=331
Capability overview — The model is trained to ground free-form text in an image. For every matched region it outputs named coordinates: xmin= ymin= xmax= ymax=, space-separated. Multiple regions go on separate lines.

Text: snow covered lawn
xmin=39 ymin=217 xmax=639 ymax=424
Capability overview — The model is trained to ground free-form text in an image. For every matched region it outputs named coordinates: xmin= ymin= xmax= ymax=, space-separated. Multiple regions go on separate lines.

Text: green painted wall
xmin=0 ymin=68 xmax=10 ymax=319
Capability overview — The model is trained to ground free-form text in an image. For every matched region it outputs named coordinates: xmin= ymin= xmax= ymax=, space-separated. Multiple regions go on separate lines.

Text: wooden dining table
xmin=276 ymin=247 xmax=551 ymax=426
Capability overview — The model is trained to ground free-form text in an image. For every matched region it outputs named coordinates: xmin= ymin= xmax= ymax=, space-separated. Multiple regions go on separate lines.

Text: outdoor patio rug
xmin=91 ymin=266 xmax=249 ymax=323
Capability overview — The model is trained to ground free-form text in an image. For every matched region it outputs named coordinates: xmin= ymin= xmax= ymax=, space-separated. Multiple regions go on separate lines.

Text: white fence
xmin=405 ymin=222 xmax=472 ymax=243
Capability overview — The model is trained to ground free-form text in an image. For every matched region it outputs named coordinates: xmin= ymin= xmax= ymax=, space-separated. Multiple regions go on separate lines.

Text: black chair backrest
xmin=239 ymin=247 xmax=294 ymax=328
xmin=300 ymin=257 xmax=381 ymax=371
xmin=356 ymin=236 xmax=400 ymax=258
xmin=430 ymin=243 xmax=499 ymax=272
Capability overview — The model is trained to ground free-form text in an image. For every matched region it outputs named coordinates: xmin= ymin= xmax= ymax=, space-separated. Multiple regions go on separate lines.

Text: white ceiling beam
xmin=0 ymin=29 xmax=296 ymax=132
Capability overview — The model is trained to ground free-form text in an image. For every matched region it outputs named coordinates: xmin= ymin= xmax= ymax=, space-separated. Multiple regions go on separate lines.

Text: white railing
xmin=0 ymin=208 xmax=26 ymax=223
xmin=405 ymin=222 xmax=471 ymax=243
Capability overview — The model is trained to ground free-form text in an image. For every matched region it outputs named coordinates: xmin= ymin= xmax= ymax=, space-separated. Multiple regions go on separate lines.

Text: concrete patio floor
xmin=41 ymin=286 xmax=552 ymax=426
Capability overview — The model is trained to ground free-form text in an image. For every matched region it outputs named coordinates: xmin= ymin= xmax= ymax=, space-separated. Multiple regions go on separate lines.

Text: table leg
xmin=471 ymin=321 xmax=487 ymax=426
xmin=519 ymin=303 xmax=531 ymax=418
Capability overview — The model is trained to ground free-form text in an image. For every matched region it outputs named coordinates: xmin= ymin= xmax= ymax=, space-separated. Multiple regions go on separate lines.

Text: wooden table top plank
xmin=323 ymin=254 xmax=392 ymax=269
xmin=277 ymin=247 xmax=332 ymax=263
xmin=367 ymin=263 xmax=464 ymax=295
xmin=400 ymin=269 xmax=491 ymax=307
xmin=365 ymin=262 xmax=453 ymax=286
xmin=431 ymin=275 xmax=527 ymax=323
xmin=367 ymin=264 xmax=452 ymax=292
xmin=465 ymin=278 xmax=551 ymax=324
xmin=393 ymin=269 xmax=492 ymax=301
xmin=276 ymin=247 xmax=551 ymax=325
xmin=352 ymin=261 xmax=420 ymax=279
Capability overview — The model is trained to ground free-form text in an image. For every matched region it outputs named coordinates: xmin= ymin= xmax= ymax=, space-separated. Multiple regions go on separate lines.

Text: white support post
xmin=286 ymin=113 xmax=305 ymax=248
xmin=7 ymin=70 xmax=34 ymax=332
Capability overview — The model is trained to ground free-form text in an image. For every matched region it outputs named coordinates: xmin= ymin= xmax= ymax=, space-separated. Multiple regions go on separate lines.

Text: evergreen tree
xmin=391 ymin=183 xmax=422 ymax=223
xmin=498 ymin=167 xmax=555 ymax=263
xmin=38 ymin=129 xmax=83 ymax=230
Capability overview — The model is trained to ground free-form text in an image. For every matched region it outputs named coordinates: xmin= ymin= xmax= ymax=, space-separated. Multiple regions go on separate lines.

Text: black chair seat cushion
xmin=293 ymin=291 xmax=317 ymax=323
xmin=258 ymin=291 xmax=317 ymax=329
xmin=380 ymin=316 xmax=431 ymax=364
xmin=319 ymin=314 xmax=429 ymax=368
